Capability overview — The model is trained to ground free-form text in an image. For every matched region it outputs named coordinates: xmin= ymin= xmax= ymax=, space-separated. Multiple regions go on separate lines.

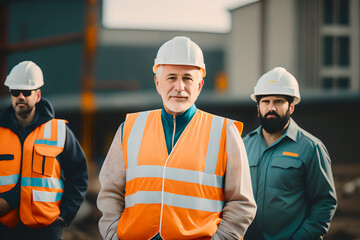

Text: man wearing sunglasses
xmin=0 ymin=61 xmax=88 ymax=239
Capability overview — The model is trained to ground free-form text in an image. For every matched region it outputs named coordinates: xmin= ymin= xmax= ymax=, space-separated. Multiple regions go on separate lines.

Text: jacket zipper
xmin=171 ymin=116 xmax=176 ymax=150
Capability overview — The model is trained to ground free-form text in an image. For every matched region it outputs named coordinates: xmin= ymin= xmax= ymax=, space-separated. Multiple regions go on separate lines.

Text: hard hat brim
xmin=250 ymin=93 xmax=300 ymax=105
xmin=6 ymin=83 xmax=43 ymax=90
xmin=153 ymin=64 xmax=206 ymax=78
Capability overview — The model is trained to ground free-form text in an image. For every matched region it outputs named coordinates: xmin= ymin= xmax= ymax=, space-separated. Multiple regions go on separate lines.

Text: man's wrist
xmin=57 ymin=216 xmax=68 ymax=226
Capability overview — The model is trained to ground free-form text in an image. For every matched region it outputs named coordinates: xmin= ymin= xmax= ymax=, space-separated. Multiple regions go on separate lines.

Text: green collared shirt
xmin=161 ymin=104 xmax=197 ymax=154
xmin=244 ymin=118 xmax=337 ymax=240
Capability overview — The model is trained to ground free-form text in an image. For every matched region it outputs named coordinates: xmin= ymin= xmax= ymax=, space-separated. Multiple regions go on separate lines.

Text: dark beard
xmin=15 ymin=101 xmax=33 ymax=119
xmin=259 ymin=109 xmax=290 ymax=133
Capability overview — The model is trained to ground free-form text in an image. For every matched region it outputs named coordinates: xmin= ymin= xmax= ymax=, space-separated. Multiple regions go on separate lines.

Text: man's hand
xmin=0 ymin=198 xmax=11 ymax=217
xmin=57 ymin=216 xmax=68 ymax=226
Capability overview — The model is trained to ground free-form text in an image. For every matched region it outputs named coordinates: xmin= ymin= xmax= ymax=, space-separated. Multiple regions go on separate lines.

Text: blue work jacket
xmin=243 ymin=118 xmax=337 ymax=240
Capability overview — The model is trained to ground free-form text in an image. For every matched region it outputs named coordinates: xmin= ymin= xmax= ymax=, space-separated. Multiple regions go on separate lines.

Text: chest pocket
xmin=271 ymin=157 xmax=302 ymax=169
xmin=32 ymin=145 xmax=62 ymax=177
xmin=248 ymin=157 xmax=259 ymax=167
xmin=268 ymin=156 xmax=304 ymax=191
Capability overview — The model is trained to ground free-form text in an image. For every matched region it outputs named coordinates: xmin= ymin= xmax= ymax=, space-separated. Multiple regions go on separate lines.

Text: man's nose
xmin=174 ymin=79 xmax=184 ymax=91
xmin=268 ymin=102 xmax=276 ymax=111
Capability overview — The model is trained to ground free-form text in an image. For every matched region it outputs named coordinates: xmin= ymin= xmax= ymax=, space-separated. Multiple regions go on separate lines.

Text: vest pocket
xmin=30 ymin=189 xmax=62 ymax=227
xmin=33 ymin=146 xmax=57 ymax=177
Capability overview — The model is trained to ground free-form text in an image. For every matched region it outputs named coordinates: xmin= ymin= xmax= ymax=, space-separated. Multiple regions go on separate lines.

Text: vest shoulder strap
xmin=34 ymin=119 xmax=67 ymax=157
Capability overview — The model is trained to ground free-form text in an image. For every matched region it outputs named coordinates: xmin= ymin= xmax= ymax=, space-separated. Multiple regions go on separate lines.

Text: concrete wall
xmin=227 ymin=0 xmax=299 ymax=98
xmin=227 ymin=2 xmax=262 ymax=98
xmin=350 ymin=0 xmax=360 ymax=91
xmin=264 ymin=0 xmax=298 ymax=77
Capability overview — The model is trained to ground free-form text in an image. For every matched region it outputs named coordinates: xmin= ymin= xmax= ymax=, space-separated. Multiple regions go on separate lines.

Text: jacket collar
xmin=161 ymin=104 xmax=197 ymax=126
xmin=285 ymin=118 xmax=299 ymax=142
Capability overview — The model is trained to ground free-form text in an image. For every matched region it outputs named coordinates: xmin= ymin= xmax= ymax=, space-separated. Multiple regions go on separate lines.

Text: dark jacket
xmin=0 ymin=98 xmax=88 ymax=225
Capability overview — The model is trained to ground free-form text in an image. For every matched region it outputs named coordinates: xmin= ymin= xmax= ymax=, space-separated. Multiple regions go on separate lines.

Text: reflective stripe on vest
xmin=126 ymin=166 xmax=223 ymax=188
xmin=34 ymin=120 xmax=66 ymax=147
xmin=21 ymin=177 xmax=64 ymax=189
xmin=205 ymin=116 xmax=225 ymax=174
xmin=127 ymin=110 xmax=151 ymax=168
xmin=0 ymin=174 xmax=19 ymax=186
xmin=126 ymin=191 xmax=224 ymax=213
xmin=32 ymin=190 xmax=63 ymax=202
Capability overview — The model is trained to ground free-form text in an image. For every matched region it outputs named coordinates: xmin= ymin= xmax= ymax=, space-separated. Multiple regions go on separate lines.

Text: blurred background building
xmin=0 ymin=0 xmax=359 ymax=239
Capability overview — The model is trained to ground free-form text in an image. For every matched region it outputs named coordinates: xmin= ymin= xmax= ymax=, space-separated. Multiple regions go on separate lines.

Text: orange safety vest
xmin=118 ymin=109 xmax=243 ymax=240
xmin=0 ymin=119 xmax=66 ymax=228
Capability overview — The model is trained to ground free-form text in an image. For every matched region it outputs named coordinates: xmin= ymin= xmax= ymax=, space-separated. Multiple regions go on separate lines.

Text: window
xmin=323 ymin=0 xmax=349 ymax=25
xmin=338 ymin=0 xmax=349 ymax=24
xmin=323 ymin=36 xmax=333 ymax=66
xmin=323 ymin=0 xmax=333 ymax=24
xmin=322 ymin=36 xmax=350 ymax=67
xmin=322 ymin=77 xmax=333 ymax=89
xmin=338 ymin=37 xmax=349 ymax=66
xmin=321 ymin=77 xmax=350 ymax=90
xmin=320 ymin=0 xmax=352 ymax=91
xmin=337 ymin=77 xmax=350 ymax=89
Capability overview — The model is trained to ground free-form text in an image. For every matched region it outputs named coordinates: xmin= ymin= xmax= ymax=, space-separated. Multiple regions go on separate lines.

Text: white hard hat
xmin=153 ymin=36 xmax=206 ymax=78
xmin=251 ymin=67 xmax=301 ymax=105
xmin=5 ymin=61 xmax=44 ymax=90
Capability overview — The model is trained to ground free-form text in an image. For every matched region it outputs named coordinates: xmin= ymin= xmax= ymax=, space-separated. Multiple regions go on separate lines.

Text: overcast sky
xmin=102 ymin=0 xmax=257 ymax=33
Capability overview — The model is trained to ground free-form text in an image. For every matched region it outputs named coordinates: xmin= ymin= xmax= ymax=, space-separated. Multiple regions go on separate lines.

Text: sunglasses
xmin=9 ymin=90 xmax=34 ymax=97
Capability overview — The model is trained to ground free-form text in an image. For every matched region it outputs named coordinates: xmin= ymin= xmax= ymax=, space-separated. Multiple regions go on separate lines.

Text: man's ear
xmin=289 ymin=102 xmax=295 ymax=115
xmin=197 ymin=78 xmax=204 ymax=96
xmin=36 ymin=89 xmax=41 ymax=103
xmin=154 ymin=75 xmax=160 ymax=94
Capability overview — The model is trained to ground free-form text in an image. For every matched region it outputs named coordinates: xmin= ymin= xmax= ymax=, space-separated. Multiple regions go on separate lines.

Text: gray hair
xmin=156 ymin=65 xmax=164 ymax=78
